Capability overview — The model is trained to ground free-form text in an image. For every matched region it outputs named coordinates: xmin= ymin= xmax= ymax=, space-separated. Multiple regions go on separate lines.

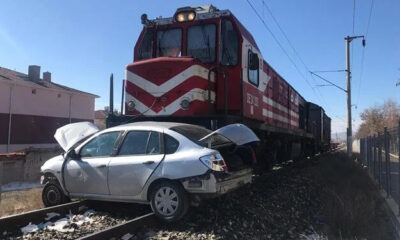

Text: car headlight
xmin=200 ymin=153 xmax=227 ymax=172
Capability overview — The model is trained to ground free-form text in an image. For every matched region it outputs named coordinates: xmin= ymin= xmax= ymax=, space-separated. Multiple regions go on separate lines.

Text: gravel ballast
xmin=132 ymin=160 xmax=324 ymax=240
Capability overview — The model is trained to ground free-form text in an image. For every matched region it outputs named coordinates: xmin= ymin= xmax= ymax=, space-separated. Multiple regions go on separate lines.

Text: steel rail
xmin=0 ymin=200 xmax=88 ymax=232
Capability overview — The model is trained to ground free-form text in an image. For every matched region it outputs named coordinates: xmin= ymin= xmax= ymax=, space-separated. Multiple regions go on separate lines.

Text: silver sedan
xmin=41 ymin=121 xmax=258 ymax=221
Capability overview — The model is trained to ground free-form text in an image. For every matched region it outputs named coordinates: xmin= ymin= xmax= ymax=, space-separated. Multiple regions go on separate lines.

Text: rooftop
xmin=0 ymin=66 xmax=98 ymax=98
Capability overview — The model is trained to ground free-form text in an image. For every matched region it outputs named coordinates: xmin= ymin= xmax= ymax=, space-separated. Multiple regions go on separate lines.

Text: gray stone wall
xmin=0 ymin=148 xmax=61 ymax=185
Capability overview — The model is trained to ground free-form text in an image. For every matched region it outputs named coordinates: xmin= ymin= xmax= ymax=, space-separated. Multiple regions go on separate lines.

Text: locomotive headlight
xmin=180 ymin=99 xmax=190 ymax=110
xmin=176 ymin=13 xmax=185 ymax=22
xmin=127 ymin=100 xmax=136 ymax=111
xmin=174 ymin=11 xmax=196 ymax=22
xmin=187 ymin=12 xmax=195 ymax=21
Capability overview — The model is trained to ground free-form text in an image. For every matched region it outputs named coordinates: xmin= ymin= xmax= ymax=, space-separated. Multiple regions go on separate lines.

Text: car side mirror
xmin=249 ymin=52 xmax=259 ymax=70
xmin=67 ymin=149 xmax=80 ymax=159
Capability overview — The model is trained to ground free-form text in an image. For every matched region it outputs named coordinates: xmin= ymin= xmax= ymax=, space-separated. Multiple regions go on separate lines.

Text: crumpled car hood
xmin=54 ymin=122 xmax=99 ymax=151
xmin=200 ymin=123 xmax=260 ymax=145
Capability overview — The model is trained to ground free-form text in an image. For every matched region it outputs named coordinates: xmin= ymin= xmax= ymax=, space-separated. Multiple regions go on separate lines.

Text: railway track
xmin=0 ymin=200 xmax=155 ymax=240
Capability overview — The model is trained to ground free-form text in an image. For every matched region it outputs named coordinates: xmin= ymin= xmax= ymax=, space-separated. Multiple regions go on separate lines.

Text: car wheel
xmin=150 ymin=181 xmax=189 ymax=222
xmin=42 ymin=181 xmax=69 ymax=207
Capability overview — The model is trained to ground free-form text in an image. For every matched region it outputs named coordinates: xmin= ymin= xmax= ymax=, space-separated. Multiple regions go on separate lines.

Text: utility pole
xmin=345 ymin=35 xmax=365 ymax=157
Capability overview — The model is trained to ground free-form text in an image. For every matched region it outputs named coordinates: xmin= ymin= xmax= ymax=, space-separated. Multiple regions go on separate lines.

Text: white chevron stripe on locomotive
xmin=125 ymin=65 xmax=215 ymax=97
xmin=126 ymin=89 xmax=216 ymax=116
xmin=262 ymin=108 xmax=299 ymax=127
xmin=262 ymin=96 xmax=299 ymax=119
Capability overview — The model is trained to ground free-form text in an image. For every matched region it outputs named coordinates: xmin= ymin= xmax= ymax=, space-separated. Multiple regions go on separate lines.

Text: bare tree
xmin=356 ymin=99 xmax=400 ymax=138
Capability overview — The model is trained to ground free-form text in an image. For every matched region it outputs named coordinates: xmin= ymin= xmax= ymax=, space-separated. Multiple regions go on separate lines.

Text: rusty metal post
xmin=385 ymin=127 xmax=390 ymax=197
xmin=365 ymin=137 xmax=369 ymax=171
xmin=373 ymin=135 xmax=377 ymax=179
xmin=398 ymin=122 xmax=400 ymax=215
xmin=0 ymin=162 xmax=3 ymax=208
xmin=379 ymin=133 xmax=382 ymax=188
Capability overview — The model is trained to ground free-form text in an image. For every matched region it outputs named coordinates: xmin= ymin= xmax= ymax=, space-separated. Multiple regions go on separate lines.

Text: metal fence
xmin=360 ymin=126 xmax=400 ymax=214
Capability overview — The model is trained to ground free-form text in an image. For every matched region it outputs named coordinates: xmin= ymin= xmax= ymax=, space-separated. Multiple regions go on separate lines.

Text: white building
xmin=0 ymin=65 xmax=98 ymax=153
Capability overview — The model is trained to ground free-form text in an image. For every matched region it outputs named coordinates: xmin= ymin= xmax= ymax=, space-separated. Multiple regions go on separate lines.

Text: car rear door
xmin=64 ymin=131 xmax=121 ymax=195
xmin=108 ymin=131 xmax=164 ymax=196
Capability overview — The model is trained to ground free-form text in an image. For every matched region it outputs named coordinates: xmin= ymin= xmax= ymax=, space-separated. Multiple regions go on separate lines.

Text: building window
xmin=57 ymin=93 xmax=62 ymax=98
xmin=32 ymin=89 xmax=36 ymax=94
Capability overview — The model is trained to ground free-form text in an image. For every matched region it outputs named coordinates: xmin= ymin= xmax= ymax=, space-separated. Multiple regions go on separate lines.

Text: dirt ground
xmin=0 ymin=188 xmax=43 ymax=217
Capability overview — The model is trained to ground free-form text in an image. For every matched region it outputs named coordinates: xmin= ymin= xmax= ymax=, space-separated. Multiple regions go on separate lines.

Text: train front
xmin=123 ymin=5 xmax=243 ymax=124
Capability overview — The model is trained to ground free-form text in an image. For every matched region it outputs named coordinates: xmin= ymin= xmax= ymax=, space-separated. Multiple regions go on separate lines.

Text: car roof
xmin=104 ymin=121 xmax=197 ymax=132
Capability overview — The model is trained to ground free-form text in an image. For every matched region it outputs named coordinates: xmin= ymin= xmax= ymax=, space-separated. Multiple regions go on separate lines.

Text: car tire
xmin=149 ymin=181 xmax=189 ymax=222
xmin=42 ymin=180 xmax=70 ymax=207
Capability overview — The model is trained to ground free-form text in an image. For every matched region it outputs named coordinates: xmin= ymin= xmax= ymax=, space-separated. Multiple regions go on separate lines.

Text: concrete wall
xmin=0 ymin=148 xmax=61 ymax=184
xmin=353 ymin=139 xmax=360 ymax=153
xmin=0 ymin=144 xmax=58 ymax=154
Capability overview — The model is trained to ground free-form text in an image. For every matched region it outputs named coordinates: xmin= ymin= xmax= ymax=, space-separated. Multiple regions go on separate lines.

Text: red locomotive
xmin=108 ymin=5 xmax=331 ymax=167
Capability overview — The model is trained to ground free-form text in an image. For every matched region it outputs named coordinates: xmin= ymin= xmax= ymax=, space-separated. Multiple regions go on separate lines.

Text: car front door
xmin=64 ymin=131 xmax=121 ymax=196
xmin=108 ymin=131 xmax=164 ymax=196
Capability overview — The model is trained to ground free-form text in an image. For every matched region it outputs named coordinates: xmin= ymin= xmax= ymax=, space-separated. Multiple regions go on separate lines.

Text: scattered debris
xmin=44 ymin=212 xmax=60 ymax=221
xmin=121 ymin=233 xmax=134 ymax=240
xmin=20 ymin=223 xmax=38 ymax=234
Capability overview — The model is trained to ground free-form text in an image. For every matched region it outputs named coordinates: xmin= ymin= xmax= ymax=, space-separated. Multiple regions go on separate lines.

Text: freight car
xmin=107 ymin=5 xmax=331 ymax=168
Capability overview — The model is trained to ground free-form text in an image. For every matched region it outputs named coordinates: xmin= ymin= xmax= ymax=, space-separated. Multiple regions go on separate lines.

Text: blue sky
xmin=1 ymin=0 xmax=399 ymax=134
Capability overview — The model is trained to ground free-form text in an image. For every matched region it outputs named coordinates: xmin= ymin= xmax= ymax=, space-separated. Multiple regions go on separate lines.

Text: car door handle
xmin=97 ymin=164 xmax=107 ymax=168
xmin=142 ymin=161 xmax=155 ymax=164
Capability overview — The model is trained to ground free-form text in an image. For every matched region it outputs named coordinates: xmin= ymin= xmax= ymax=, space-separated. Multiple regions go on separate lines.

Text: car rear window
xmin=164 ymin=134 xmax=179 ymax=154
xmin=170 ymin=125 xmax=231 ymax=147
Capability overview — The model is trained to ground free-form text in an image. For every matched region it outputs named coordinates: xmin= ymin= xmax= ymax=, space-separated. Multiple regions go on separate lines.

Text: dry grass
xmin=307 ymin=151 xmax=395 ymax=239
xmin=0 ymin=188 xmax=43 ymax=217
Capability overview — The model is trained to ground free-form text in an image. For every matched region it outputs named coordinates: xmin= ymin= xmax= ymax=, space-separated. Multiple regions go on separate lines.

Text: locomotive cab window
xmin=157 ymin=28 xmax=182 ymax=57
xmin=187 ymin=24 xmax=216 ymax=63
xmin=138 ymin=29 xmax=154 ymax=60
xmin=220 ymin=19 xmax=239 ymax=66
xmin=248 ymin=50 xmax=259 ymax=86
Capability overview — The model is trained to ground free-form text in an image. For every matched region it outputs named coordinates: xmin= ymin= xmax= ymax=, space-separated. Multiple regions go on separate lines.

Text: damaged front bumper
xmin=181 ymin=168 xmax=252 ymax=196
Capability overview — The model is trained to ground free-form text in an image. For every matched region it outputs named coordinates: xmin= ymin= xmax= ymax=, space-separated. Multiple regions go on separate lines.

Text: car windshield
xmin=170 ymin=125 xmax=231 ymax=147
xmin=156 ymin=28 xmax=182 ymax=57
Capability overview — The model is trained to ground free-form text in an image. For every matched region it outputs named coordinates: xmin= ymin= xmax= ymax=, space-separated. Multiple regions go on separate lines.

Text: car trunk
xmin=213 ymin=144 xmax=254 ymax=172
xmin=170 ymin=123 xmax=259 ymax=172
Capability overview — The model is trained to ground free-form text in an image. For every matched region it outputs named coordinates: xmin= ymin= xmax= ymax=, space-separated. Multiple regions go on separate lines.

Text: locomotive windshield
xmin=136 ymin=19 xmax=238 ymax=64
xmin=156 ymin=28 xmax=182 ymax=57
xmin=187 ymin=24 xmax=216 ymax=63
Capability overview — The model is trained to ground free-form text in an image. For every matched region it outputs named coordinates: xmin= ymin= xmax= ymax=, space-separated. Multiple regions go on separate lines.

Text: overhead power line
xmin=365 ymin=0 xmax=374 ymax=37
xmin=355 ymin=0 xmax=374 ymax=107
xmin=256 ymin=0 xmax=336 ymax=114
xmin=246 ymin=0 xmax=328 ymax=112
xmin=245 ymin=0 xmax=321 ymax=104
xmin=352 ymin=0 xmax=356 ymax=34
xmin=312 ymin=70 xmax=346 ymax=73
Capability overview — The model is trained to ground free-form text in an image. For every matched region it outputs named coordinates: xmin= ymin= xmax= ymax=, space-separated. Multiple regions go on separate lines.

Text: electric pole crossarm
xmin=310 ymin=72 xmax=347 ymax=93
